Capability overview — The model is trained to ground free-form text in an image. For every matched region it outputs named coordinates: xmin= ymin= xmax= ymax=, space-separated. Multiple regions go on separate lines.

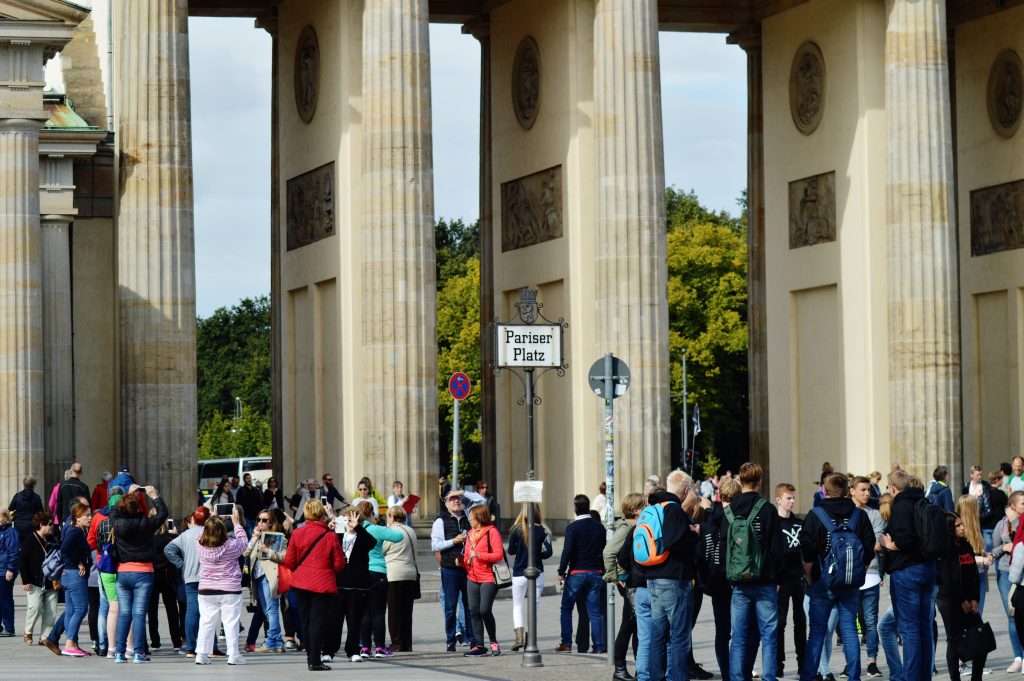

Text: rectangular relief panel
xmin=788 ymin=171 xmax=836 ymax=249
xmin=286 ymin=162 xmax=335 ymax=251
xmin=975 ymin=291 xmax=1010 ymax=467
xmin=970 ymin=179 xmax=1024 ymax=256
xmin=500 ymin=165 xmax=563 ymax=252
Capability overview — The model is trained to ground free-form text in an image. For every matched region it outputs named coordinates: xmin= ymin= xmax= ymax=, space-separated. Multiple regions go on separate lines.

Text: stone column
xmin=41 ymin=215 xmax=74 ymax=488
xmin=885 ymin=0 xmax=961 ymax=479
xmin=0 ymin=119 xmax=45 ymax=501
xmin=730 ymin=27 xmax=769 ymax=481
xmin=115 ymin=0 xmax=196 ymax=515
xmin=593 ymin=0 xmax=670 ymax=490
xmin=361 ymin=0 xmax=438 ymax=515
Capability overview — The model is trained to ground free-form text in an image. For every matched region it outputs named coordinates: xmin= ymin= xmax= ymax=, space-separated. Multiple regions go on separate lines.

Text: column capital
xmin=461 ymin=19 xmax=489 ymax=42
xmin=255 ymin=10 xmax=278 ymax=36
xmin=40 ymin=214 xmax=73 ymax=227
xmin=0 ymin=118 xmax=46 ymax=133
xmin=727 ymin=25 xmax=762 ymax=54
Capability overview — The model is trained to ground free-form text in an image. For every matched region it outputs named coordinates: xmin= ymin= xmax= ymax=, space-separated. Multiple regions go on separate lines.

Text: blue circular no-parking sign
xmin=448 ymin=372 xmax=471 ymax=400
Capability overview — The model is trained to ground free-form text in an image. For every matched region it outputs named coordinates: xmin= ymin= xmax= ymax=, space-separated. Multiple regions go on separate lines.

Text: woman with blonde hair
xmin=955 ymin=494 xmax=992 ymax=615
xmin=507 ymin=504 xmax=553 ymax=651
xmin=195 ymin=507 xmax=249 ymax=665
xmin=604 ymin=493 xmax=644 ymax=680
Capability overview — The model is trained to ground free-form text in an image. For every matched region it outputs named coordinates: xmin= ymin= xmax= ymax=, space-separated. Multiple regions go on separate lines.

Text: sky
xmin=49 ymin=13 xmax=747 ymax=317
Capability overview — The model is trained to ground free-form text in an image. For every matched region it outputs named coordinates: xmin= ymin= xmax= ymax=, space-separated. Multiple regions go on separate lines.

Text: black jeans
xmin=147 ymin=565 xmax=181 ymax=649
xmin=387 ymin=579 xmax=416 ymax=651
xmin=613 ymin=584 xmax=637 ymax=665
xmin=468 ymin=580 xmax=498 ymax=645
xmin=87 ymin=586 xmax=99 ymax=645
xmin=359 ymin=572 xmax=388 ymax=649
xmin=711 ymin=590 xmax=732 ymax=680
xmin=776 ymin=578 xmax=806 ymax=671
xmin=937 ymin=597 xmax=986 ymax=681
xmin=295 ymin=589 xmax=332 ymax=667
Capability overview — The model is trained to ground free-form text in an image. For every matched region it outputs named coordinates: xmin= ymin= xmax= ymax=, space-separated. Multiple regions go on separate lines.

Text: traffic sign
xmin=588 ymin=356 xmax=631 ymax=398
xmin=448 ymin=372 xmax=471 ymax=400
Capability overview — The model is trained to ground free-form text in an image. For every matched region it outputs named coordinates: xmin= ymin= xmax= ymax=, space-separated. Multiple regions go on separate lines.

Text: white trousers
xmin=197 ymin=592 xmax=243 ymax=659
xmin=511 ymin=573 xmax=545 ymax=629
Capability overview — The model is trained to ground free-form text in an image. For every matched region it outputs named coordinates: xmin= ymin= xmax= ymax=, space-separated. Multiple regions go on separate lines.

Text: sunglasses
xmin=447 ymin=496 xmax=463 ymax=503
xmin=358 ymin=487 xmax=368 ymax=492
xmin=258 ymin=517 xmax=270 ymax=522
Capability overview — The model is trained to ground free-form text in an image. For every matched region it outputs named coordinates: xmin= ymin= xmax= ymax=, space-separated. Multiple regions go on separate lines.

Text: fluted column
xmin=41 ymin=216 xmax=74 ymax=488
xmin=361 ymin=0 xmax=438 ymax=516
xmin=0 ymin=119 xmax=45 ymax=503
xmin=594 ymin=0 xmax=670 ymax=490
xmin=885 ymin=0 xmax=961 ymax=479
xmin=115 ymin=0 xmax=196 ymax=515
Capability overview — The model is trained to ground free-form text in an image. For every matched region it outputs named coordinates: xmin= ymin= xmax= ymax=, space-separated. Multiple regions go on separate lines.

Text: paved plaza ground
xmin=1 ymin=542 xmax=1014 ymax=679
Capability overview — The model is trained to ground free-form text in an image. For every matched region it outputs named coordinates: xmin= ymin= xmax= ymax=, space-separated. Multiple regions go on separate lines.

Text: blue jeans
xmin=256 ymin=575 xmax=283 ymax=648
xmin=889 ymin=562 xmax=936 ymax=681
xmin=730 ymin=584 xmax=778 ymax=681
xmin=116 ymin=571 xmax=154 ymax=656
xmin=0 ymin=576 xmax=13 ymax=633
xmin=978 ymin=568 xmax=988 ymax=616
xmin=98 ymin=585 xmax=109 ymax=649
xmin=647 ymin=579 xmax=692 ymax=681
xmin=860 ymin=584 xmax=880 ymax=660
xmin=440 ymin=567 xmax=475 ymax=647
xmin=560 ymin=572 xmax=604 ymax=650
xmin=998 ymin=568 xmax=1024 ymax=658
xmin=437 ymin=572 xmax=467 ymax=637
xmin=878 ymin=606 xmax=904 ymax=681
xmin=184 ymin=582 xmax=200 ymax=652
xmin=801 ymin=582 xmax=860 ymax=681
xmin=635 ymin=587 xmax=653 ymax=681
xmin=803 ymin=593 xmax=838 ymax=675
xmin=61 ymin=571 xmax=89 ymax=644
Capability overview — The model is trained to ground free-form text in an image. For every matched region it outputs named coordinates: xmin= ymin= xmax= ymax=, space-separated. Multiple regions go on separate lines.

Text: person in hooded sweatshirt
xmin=937 ymin=511 xmax=986 ymax=681
xmin=798 ymin=474 xmax=876 ymax=681
xmin=725 ymin=462 xmax=785 ymax=681
xmin=880 ymin=468 xmax=936 ymax=681
xmin=927 ymin=466 xmax=954 ymax=512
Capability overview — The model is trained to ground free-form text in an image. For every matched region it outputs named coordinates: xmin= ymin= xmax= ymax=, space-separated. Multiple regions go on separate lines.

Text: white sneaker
xmin=227 ymin=656 xmax=247 ymax=665
xmin=321 ymin=654 xmax=333 ymax=663
xmin=1012 ymin=659 xmax=1023 ymax=673
xmin=350 ymin=654 xmax=363 ymax=663
xmin=195 ymin=654 xmax=212 ymax=665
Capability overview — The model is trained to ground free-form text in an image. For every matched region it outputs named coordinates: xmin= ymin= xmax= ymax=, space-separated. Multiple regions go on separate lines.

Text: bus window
xmin=242 ymin=459 xmax=272 ymax=472
xmin=198 ymin=461 xmax=237 ymax=485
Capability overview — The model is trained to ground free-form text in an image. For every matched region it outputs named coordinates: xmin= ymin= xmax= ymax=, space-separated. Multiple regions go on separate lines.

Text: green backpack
xmin=723 ymin=498 xmax=767 ymax=583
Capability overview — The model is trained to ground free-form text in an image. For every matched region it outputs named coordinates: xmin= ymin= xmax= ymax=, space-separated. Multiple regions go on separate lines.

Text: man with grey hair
xmin=57 ymin=462 xmax=90 ymax=524
xmin=8 ymin=477 xmax=43 ymax=540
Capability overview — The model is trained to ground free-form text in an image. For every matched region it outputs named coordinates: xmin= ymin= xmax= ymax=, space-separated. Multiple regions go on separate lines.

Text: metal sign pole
xmin=682 ymin=349 xmax=688 ymax=471
xmin=603 ymin=353 xmax=615 ymax=663
xmin=522 ymin=367 xmax=542 ymax=667
xmin=453 ymin=397 xmax=460 ymax=487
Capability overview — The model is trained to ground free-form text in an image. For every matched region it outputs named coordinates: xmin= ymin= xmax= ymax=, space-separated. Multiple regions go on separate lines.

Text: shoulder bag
xmin=486 ymin=529 xmax=512 ymax=589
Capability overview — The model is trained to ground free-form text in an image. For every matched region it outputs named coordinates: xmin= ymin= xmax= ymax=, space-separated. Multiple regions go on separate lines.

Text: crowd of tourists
xmin=2 ymin=457 xmax=1024 ymax=678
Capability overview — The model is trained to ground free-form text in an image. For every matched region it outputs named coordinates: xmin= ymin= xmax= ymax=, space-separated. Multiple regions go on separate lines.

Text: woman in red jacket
xmin=462 ymin=504 xmax=504 ymax=657
xmin=282 ymin=499 xmax=345 ymax=671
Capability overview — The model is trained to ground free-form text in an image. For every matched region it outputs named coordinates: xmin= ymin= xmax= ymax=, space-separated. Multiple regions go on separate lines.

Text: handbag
xmin=954 ymin=620 xmax=997 ymax=662
xmin=278 ymin=529 xmax=329 ymax=595
xmin=411 ymin=571 xmax=421 ymax=600
xmin=485 ymin=531 xmax=513 ymax=589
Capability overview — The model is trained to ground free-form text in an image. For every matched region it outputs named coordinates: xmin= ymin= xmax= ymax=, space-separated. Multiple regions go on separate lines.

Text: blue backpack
xmin=633 ymin=501 xmax=675 ymax=566
xmin=812 ymin=507 xmax=866 ymax=590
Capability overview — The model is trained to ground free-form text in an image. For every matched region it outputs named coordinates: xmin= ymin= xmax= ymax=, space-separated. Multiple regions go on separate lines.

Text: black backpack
xmin=914 ymin=497 xmax=950 ymax=560
xmin=699 ymin=510 xmax=729 ymax=595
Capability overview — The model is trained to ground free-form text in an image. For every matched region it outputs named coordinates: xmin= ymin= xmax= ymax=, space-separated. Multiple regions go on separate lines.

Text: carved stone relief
xmin=970 ymin=179 xmax=1024 ymax=256
xmin=294 ymin=25 xmax=319 ymax=124
xmin=788 ymin=171 xmax=836 ymax=249
xmin=987 ymin=49 xmax=1023 ymax=138
xmin=286 ymin=162 xmax=334 ymax=251
xmin=512 ymin=36 xmax=540 ymax=130
xmin=501 ymin=165 xmax=562 ymax=251
xmin=790 ymin=42 xmax=826 ymax=135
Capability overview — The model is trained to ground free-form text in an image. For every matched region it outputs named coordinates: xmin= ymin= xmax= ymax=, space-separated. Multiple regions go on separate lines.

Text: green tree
xmin=198 ymin=406 xmax=272 ymax=460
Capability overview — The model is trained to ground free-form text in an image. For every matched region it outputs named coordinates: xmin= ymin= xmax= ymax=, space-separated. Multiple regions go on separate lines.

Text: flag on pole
xmin=692 ymin=404 xmax=701 ymax=438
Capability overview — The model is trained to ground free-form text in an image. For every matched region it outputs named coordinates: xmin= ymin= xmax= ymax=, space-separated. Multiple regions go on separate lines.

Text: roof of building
xmin=43 ymin=91 xmax=97 ymax=130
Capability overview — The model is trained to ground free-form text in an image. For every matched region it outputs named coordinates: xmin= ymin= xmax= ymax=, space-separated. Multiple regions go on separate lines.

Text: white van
xmin=197 ymin=457 xmax=273 ymax=496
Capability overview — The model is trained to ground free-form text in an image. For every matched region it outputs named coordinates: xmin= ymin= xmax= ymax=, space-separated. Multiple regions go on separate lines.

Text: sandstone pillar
xmin=41 ymin=216 xmax=74 ymax=487
xmin=361 ymin=0 xmax=438 ymax=514
xmin=115 ymin=0 xmax=196 ymax=515
xmin=885 ymin=0 xmax=961 ymax=479
xmin=593 ymin=0 xmax=670 ymax=488
xmin=0 ymin=119 xmax=45 ymax=501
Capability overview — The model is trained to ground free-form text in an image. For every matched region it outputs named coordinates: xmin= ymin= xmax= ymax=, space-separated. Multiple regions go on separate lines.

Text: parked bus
xmin=197 ymin=457 xmax=273 ymax=498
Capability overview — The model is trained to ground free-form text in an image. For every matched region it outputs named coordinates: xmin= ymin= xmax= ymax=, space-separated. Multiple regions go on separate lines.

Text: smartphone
xmin=166 ymin=519 xmax=176 ymax=531
xmin=216 ymin=503 xmax=234 ymax=517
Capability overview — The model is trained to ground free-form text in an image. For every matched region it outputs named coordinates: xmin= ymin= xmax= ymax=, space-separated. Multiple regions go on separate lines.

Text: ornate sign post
xmin=493 ymin=288 xmax=567 ymax=668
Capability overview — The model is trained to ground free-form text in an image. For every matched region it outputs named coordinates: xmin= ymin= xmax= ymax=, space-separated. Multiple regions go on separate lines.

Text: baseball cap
xmin=118 ymin=466 xmax=130 ymax=473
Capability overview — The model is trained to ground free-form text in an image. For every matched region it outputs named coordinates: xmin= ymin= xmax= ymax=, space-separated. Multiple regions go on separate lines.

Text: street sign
xmin=448 ymin=372 xmax=471 ymax=400
xmin=496 ymin=324 xmax=562 ymax=368
xmin=588 ymin=356 xmax=631 ymax=398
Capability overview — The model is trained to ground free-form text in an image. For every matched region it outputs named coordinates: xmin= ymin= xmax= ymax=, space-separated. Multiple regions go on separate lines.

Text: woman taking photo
xmin=244 ymin=508 xmax=288 ymax=653
xmin=937 ymin=509 xmax=986 ymax=681
xmin=50 ymin=503 xmax=92 ymax=657
xmin=282 ymin=498 xmax=344 ymax=671
xmin=195 ymin=506 xmax=249 ymax=666
xmin=463 ymin=504 xmax=505 ymax=657
xmin=994 ymin=491 xmax=1024 ymax=671
xmin=507 ymin=504 xmax=553 ymax=651
xmin=110 ymin=484 xmax=167 ymax=663
xmin=148 ymin=509 xmax=181 ymax=651
xmin=358 ymin=499 xmax=403 ymax=657
xmin=19 ymin=511 xmax=57 ymax=645
xmin=383 ymin=505 xmax=418 ymax=652
xmin=323 ymin=504 xmax=375 ymax=663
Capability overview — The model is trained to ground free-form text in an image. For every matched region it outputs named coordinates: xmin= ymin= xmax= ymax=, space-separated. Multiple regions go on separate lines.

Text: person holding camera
xmin=323 ymin=504 xmax=375 ymax=663
xmin=243 ymin=508 xmax=288 ymax=653
xmin=432 ymin=489 xmax=475 ymax=652
xmin=195 ymin=505 xmax=249 ymax=665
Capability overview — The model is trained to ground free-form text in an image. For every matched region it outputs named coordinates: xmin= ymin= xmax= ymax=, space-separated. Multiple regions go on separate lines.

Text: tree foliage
xmin=197 ymin=406 xmax=272 ymax=460
xmin=197 ymin=296 xmax=271 ymax=426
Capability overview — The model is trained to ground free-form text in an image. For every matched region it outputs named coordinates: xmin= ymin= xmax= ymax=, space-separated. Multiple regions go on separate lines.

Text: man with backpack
xmin=926 ymin=465 xmax=954 ymax=512
xmin=880 ymin=468 xmax=944 ymax=681
xmin=798 ymin=474 xmax=876 ymax=681
xmin=724 ymin=462 xmax=784 ymax=681
xmin=632 ymin=470 xmax=700 ymax=681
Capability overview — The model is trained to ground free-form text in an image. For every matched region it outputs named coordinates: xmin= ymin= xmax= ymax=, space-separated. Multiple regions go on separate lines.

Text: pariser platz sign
xmin=496 ymin=324 xmax=563 ymax=368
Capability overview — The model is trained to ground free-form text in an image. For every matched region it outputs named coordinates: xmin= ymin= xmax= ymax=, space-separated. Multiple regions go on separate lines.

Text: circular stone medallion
xmin=987 ymin=49 xmax=1023 ymax=138
xmin=294 ymin=25 xmax=320 ymax=124
xmin=790 ymin=41 xmax=826 ymax=135
xmin=512 ymin=36 xmax=541 ymax=130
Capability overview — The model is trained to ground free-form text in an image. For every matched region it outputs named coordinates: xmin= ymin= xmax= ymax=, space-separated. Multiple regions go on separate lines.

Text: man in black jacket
xmin=235 ymin=474 xmax=263 ymax=535
xmin=556 ymin=495 xmax=606 ymax=653
xmin=726 ymin=462 xmax=784 ymax=681
xmin=879 ymin=469 xmax=935 ymax=681
xmin=774 ymin=483 xmax=805 ymax=678
xmin=798 ymin=475 xmax=876 ymax=681
xmin=57 ymin=463 xmax=90 ymax=524
xmin=8 ymin=477 xmax=44 ymax=540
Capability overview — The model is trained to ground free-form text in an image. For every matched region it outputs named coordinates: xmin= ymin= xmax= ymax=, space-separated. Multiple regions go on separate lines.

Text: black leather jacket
xmin=110 ymin=496 xmax=168 ymax=563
